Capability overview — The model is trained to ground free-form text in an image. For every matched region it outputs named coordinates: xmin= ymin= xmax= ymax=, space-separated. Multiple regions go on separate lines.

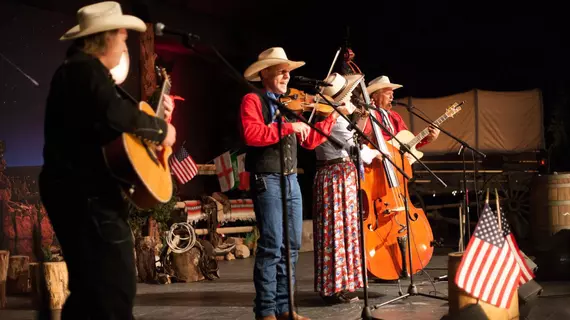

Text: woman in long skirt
xmin=312 ymin=73 xmax=367 ymax=303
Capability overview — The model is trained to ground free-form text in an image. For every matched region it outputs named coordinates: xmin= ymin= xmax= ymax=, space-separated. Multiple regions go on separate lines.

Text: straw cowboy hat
xmin=322 ymin=73 xmax=364 ymax=102
xmin=366 ymin=75 xmax=403 ymax=95
xmin=60 ymin=1 xmax=146 ymax=40
xmin=244 ymin=47 xmax=305 ymax=81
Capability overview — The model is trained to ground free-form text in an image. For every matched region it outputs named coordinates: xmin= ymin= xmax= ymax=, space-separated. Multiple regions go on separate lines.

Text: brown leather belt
xmin=316 ymin=157 xmax=352 ymax=167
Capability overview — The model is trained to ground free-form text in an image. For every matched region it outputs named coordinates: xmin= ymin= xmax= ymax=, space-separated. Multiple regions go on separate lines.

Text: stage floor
xmin=1 ymin=250 xmax=569 ymax=320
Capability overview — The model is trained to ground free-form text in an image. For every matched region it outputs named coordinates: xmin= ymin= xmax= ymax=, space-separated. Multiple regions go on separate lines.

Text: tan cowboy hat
xmin=322 ymin=73 xmax=364 ymax=102
xmin=60 ymin=1 xmax=146 ymax=41
xmin=366 ymin=75 xmax=403 ymax=95
xmin=244 ymin=47 xmax=305 ymax=81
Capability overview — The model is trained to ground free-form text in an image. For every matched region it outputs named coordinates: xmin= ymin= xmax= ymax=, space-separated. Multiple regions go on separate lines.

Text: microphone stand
xmin=175 ymin=36 xmax=347 ymax=320
xmin=307 ymin=89 xmax=415 ymax=320
xmin=356 ymin=107 xmax=449 ymax=312
xmin=403 ymin=104 xmax=486 ymax=248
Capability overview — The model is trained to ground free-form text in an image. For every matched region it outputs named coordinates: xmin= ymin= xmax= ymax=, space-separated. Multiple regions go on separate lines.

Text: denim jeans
xmin=251 ymin=173 xmax=303 ymax=317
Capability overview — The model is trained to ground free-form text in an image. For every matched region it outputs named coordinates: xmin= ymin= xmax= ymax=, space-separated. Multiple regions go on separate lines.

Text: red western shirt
xmin=240 ymin=92 xmax=337 ymax=149
xmin=362 ymin=109 xmax=430 ymax=149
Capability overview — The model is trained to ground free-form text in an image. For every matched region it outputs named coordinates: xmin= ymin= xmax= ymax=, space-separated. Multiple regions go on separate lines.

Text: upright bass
xmin=343 ymin=48 xmax=435 ymax=281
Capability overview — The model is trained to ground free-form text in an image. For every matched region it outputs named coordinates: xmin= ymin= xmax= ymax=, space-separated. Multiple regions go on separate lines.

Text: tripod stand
xmin=354 ymin=104 xmax=449 ymax=311
xmin=400 ymin=102 xmax=486 ymax=262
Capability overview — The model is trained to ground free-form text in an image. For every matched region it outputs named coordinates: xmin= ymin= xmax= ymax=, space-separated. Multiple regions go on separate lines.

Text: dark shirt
xmin=41 ymin=47 xmax=168 ymax=195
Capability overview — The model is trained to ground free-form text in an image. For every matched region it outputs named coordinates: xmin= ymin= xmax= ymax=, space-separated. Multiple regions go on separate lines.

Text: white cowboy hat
xmin=322 ymin=73 xmax=364 ymax=102
xmin=244 ymin=47 xmax=305 ymax=81
xmin=60 ymin=1 xmax=146 ymax=41
xmin=366 ymin=75 xmax=403 ymax=95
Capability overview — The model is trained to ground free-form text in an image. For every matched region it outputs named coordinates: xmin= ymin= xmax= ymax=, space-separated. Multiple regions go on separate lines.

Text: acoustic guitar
xmin=103 ymin=68 xmax=173 ymax=209
xmin=387 ymin=102 xmax=462 ymax=164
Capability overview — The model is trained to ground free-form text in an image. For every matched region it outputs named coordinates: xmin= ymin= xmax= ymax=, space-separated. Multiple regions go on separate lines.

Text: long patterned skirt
xmin=313 ymin=161 xmax=364 ymax=297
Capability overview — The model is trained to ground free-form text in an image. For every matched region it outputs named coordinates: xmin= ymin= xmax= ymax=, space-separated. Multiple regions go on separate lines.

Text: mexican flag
xmin=236 ymin=153 xmax=250 ymax=191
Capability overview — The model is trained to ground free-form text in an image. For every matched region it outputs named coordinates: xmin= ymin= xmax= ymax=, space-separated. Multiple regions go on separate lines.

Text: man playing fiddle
xmin=241 ymin=47 xmax=348 ymax=320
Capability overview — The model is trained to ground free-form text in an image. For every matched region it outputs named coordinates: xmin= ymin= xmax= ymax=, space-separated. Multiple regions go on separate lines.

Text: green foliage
xmin=128 ymin=180 xmax=180 ymax=238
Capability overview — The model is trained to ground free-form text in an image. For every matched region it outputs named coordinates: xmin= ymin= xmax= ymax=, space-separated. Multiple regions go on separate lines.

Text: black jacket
xmin=40 ymin=47 xmax=168 ymax=195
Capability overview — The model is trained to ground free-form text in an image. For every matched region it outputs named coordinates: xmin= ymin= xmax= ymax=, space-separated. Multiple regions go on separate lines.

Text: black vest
xmin=245 ymin=93 xmax=298 ymax=174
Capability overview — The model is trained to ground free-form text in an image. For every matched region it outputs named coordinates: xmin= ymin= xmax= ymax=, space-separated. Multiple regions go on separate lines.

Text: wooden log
xmin=7 ymin=255 xmax=30 ymax=294
xmin=29 ymin=262 xmax=69 ymax=311
xmin=43 ymin=262 xmax=69 ymax=310
xmin=194 ymin=226 xmax=254 ymax=235
xmin=0 ymin=250 xmax=9 ymax=308
xmin=135 ymin=236 xmax=156 ymax=283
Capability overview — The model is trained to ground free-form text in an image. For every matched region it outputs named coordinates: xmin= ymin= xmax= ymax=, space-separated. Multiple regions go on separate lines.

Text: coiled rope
xmin=166 ymin=222 xmax=196 ymax=253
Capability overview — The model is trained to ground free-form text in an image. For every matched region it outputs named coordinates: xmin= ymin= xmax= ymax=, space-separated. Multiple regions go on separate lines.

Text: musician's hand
xmin=163 ymin=94 xmax=175 ymax=121
xmin=427 ymin=126 xmax=440 ymax=142
xmin=158 ymin=123 xmax=176 ymax=151
xmin=292 ymin=122 xmax=310 ymax=141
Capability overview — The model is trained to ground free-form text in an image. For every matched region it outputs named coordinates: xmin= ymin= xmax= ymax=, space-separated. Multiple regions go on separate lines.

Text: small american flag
xmin=499 ymin=209 xmax=535 ymax=284
xmin=168 ymin=146 xmax=198 ymax=184
xmin=455 ymin=203 xmax=521 ymax=309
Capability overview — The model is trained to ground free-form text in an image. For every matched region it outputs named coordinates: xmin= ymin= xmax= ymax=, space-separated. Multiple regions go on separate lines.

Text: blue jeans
xmin=251 ymin=173 xmax=303 ymax=317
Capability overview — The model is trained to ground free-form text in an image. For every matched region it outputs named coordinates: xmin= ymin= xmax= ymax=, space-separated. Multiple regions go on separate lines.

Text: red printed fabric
xmin=240 ymin=93 xmax=337 ymax=149
xmin=362 ymin=110 xmax=430 ymax=149
xmin=313 ymin=161 xmax=364 ymax=296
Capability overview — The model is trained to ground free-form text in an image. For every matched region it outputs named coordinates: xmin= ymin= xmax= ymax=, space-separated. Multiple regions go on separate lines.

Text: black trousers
xmin=39 ymin=172 xmax=136 ymax=320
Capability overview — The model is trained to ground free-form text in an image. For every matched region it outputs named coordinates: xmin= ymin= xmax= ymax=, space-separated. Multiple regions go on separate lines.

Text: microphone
xmin=353 ymin=98 xmax=382 ymax=113
xmin=292 ymin=76 xmax=332 ymax=87
xmin=154 ymin=22 xmax=201 ymax=40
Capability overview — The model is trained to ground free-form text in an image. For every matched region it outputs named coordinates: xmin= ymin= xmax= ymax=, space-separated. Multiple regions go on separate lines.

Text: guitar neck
xmin=409 ymin=113 xmax=450 ymax=146
xmin=155 ymin=79 xmax=171 ymax=119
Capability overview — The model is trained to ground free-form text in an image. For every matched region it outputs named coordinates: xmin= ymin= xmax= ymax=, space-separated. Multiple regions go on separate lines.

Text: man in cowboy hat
xmin=365 ymin=75 xmax=439 ymax=146
xmin=241 ymin=47 xmax=349 ymax=320
xmin=39 ymin=2 xmax=175 ymax=318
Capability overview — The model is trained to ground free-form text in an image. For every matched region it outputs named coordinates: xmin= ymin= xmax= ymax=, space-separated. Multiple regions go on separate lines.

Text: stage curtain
xmin=477 ymin=89 xmax=544 ymax=152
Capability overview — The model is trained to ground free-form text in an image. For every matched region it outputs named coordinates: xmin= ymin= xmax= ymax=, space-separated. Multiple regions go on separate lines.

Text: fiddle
xmin=279 ymin=88 xmax=338 ymax=117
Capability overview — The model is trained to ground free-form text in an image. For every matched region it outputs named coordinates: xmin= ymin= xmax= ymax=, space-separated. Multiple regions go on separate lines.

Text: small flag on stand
xmin=498 ymin=208 xmax=535 ymax=284
xmin=236 ymin=153 xmax=250 ymax=191
xmin=168 ymin=146 xmax=198 ymax=184
xmin=214 ymin=151 xmax=235 ymax=192
xmin=455 ymin=202 xmax=521 ymax=309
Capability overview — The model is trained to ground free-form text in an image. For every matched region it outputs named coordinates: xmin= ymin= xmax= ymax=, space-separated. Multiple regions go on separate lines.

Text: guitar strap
xmin=114 ymin=84 xmax=138 ymax=105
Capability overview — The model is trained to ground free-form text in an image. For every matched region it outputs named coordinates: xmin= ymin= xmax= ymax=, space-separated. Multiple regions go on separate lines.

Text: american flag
xmin=455 ymin=203 xmax=521 ymax=309
xmin=168 ymin=146 xmax=198 ymax=184
xmin=499 ymin=209 xmax=535 ymax=284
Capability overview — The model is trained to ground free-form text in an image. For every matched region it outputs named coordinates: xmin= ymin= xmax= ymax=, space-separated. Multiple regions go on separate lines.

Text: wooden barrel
xmin=448 ymin=252 xmax=519 ymax=320
xmin=530 ymin=173 xmax=570 ymax=250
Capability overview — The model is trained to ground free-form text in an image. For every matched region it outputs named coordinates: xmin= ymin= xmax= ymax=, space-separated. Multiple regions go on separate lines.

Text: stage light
xmin=110 ymin=52 xmax=130 ymax=85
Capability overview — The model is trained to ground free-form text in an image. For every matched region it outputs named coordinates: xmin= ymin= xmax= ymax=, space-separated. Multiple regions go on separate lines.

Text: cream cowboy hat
xmin=366 ymin=75 xmax=403 ymax=95
xmin=244 ymin=47 xmax=305 ymax=81
xmin=322 ymin=73 xmax=364 ymax=102
xmin=60 ymin=1 xmax=146 ymax=41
